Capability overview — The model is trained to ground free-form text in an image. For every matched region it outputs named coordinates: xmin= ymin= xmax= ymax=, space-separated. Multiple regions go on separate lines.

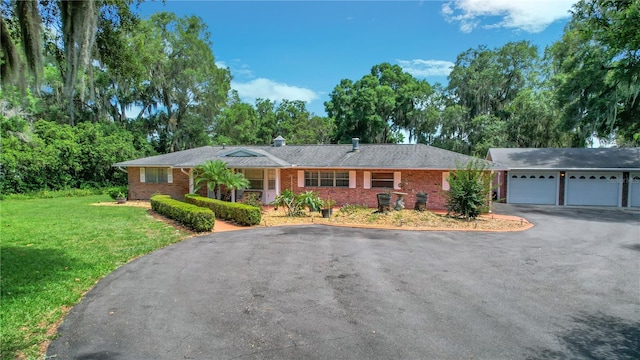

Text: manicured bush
xmin=150 ymin=194 xmax=214 ymax=232
xmin=185 ymin=194 xmax=261 ymax=226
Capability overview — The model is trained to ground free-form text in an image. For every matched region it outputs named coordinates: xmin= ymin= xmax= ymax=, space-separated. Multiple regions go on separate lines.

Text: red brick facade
xmin=280 ymin=168 xmax=449 ymax=209
xmin=128 ymin=167 xmax=450 ymax=209
xmin=128 ymin=168 xmax=191 ymax=201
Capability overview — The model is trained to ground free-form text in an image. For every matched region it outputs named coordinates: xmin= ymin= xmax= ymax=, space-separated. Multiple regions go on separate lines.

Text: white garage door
xmin=566 ymin=172 xmax=622 ymax=207
xmin=629 ymin=173 xmax=640 ymax=208
xmin=507 ymin=172 xmax=558 ymax=205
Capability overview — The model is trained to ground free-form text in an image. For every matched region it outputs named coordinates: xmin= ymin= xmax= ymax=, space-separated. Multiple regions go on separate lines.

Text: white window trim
xmin=442 ymin=172 xmax=450 ymax=191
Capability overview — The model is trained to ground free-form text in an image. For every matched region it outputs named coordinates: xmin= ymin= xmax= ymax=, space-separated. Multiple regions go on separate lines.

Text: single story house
xmin=113 ymin=137 xmax=498 ymax=209
xmin=487 ymin=147 xmax=640 ymax=208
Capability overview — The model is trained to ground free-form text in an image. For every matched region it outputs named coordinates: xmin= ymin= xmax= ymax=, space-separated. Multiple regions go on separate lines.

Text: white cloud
xmin=397 ymin=59 xmax=455 ymax=77
xmin=232 ymin=78 xmax=319 ymax=103
xmin=216 ymin=59 xmax=254 ymax=79
xmin=442 ymin=0 xmax=576 ymax=33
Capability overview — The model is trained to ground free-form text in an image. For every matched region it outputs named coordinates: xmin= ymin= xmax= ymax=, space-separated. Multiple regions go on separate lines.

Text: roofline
xmin=504 ymin=167 xmax=640 ymax=171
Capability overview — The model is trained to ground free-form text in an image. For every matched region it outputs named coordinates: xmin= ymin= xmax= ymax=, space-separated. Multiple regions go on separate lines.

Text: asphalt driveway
xmin=48 ymin=205 xmax=640 ymax=359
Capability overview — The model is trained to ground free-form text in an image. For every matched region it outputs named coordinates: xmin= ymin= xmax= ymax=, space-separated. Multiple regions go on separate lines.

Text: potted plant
xmin=321 ymin=198 xmax=336 ymax=218
xmin=376 ymin=191 xmax=392 ymax=213
xmin=115 ymin=191 xmax=127 ymax=204
xmin=414 ymin=191 xmax=428 ymax=211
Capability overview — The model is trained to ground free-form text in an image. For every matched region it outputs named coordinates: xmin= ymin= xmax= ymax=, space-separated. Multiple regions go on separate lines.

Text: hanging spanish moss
xmin=59 ymin=0 xmax=98 ymax=126
xmin=16 ymin=0 xmax=43 ymax=92
xmin=0 ymin=15 xmax=25 ymax=91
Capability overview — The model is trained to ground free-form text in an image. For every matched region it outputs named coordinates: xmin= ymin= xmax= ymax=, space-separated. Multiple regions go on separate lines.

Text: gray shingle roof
xmin=487 ymin=147 xmax=640 ymax=170
xmin=114 ymin=144 xmax=497 ymax=170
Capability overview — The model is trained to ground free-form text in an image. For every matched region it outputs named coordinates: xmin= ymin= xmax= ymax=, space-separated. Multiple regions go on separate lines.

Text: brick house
xmin=114 ymin=138 xmax=494 ymax=209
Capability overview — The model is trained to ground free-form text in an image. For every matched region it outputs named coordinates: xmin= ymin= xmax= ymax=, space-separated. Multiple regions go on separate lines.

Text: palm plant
xmin=193 ymin=160 xmax=249 ymax=200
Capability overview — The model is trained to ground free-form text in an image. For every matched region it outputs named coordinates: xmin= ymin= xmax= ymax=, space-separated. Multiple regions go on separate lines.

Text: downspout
xmin=180 ymin=168 xmax=194 ymax=194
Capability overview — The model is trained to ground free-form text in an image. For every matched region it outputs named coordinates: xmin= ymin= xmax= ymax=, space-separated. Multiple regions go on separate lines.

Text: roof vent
xmin=274 ymin=136 xmax=285 ymax=147
xmin=352 ymin=137 xmax=360 ymax=152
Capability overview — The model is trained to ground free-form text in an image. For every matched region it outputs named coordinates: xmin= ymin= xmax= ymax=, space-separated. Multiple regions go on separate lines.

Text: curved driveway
xmin=48 ymin=205 xmax=639 ymax=359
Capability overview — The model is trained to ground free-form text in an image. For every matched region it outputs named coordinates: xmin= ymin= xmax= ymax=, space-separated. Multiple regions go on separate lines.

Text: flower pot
xmin=416 ymin=193 xmax=428 ymax=204
xmin=116 ymin=197 xmax=127 ymax=204
xmin=321 ymin=208 xmax=333 ymax=218
xmin=377 ymin=193 xmax=391 ymax=206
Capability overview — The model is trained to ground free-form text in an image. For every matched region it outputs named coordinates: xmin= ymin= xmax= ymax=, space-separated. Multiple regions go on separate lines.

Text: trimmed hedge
xmin=185 ymin=194 xmax=261 ymax=226
xmin=150 ymin=194 xmax=215 ymax=232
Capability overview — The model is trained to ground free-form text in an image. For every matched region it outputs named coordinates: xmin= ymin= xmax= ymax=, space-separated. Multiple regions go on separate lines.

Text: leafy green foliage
xmin=0 ymin=195 xmax=187 ymax=359
xmin=0 ymin=117 xmax=144 ymax=194
xmin=271 ymin=189 xmax=323 ymax=217
xmin=193 ymin=160 xmax=250 ymax=200
xmin=549 ymin=0 xmax=639 ymax=145
xmin=107 ymin=186 xmax=128 ymax=200
xmin=150 ymin=194 xmax=215 ymax=232
xmin=326 ymin=62 xmax=433 ymax=144
xmin=185 ymin=194 xmax=261 ymax=226
xmin=445 ymin=160 xmax=494 ymax=220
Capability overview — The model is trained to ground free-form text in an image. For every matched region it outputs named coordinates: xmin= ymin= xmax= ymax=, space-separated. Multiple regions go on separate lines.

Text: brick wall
xmin=128 ymin=167 xmax=191 ymax=200
xmin=280 ymin=168 xmax=449 ymax=209
xmin=128 ymin=166 xmax=451 ymax=209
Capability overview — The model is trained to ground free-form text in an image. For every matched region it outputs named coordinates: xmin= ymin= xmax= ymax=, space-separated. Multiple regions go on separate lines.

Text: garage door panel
xmin=508 ymin=172 xmax=558 ymax=205
xmin=566 ymin=172 xmax=621 ymax=207
xmin=630 ymin=174 xmax=640 ymax=208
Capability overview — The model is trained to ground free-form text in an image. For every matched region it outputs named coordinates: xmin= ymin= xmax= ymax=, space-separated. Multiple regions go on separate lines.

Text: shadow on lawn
xmin=0 ymin=246 xmax=87 ymax=300
xmin=526 ymin=312 xmax=640 ymax=360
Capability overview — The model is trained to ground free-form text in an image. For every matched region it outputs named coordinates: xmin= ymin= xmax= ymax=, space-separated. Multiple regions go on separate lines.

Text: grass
xmin=0 ymin=195 xmax=189 ymax=359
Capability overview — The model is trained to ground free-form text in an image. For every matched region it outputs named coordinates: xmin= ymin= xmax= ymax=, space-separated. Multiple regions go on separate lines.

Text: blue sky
xmin=136 ymin=0 xmax=578 ymax=116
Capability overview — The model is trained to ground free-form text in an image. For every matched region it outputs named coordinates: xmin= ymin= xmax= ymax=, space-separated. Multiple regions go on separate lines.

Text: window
xmin=267 ymin=169 xmax=276 ymax=190
xmin=242 ymin=169 xmax=264 ymax=190
xmin=371 ymin=172 xmax=394 ymax=188
xmin=145 ymin=168 xmax=168 ymax=183
xmin=304 ymin=171 xmax=349 ymax=187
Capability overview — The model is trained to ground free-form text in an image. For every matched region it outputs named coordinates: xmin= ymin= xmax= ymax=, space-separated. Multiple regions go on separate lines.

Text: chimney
xmin=273 ymin=136 xmax=285 ymax=147
xmin=352 ymin=137 xmax=360 ymax=152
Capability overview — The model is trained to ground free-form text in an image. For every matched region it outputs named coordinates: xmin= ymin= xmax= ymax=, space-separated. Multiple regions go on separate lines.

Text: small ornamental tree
xmin=445 ymin=159 xmax=495 ymax=220
xmin=194 ymin=160 xmax=249 ymax=199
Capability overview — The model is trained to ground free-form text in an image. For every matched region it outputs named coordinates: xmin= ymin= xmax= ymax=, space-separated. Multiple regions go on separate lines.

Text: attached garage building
xmin=488 ymin=148 xmax=640 ymax=208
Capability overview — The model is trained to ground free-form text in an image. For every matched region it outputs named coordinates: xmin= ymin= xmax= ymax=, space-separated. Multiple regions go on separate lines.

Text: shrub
xmin=271 ymin=189 xmax=323 ymax=217
xmin=184 ymin=194 xmax=261 ymax=226
xmin=106 ymin=186 xmax=128 ymax=200
xmin=239 ymin=192 xmax=262 ymax=208
xmin=0 ymin=187 xmax=104 ymax=200
xmin=150 ymin=194 xmax=214 ymax=232
xmin=445 ymin=159 xmax=494 ymax=220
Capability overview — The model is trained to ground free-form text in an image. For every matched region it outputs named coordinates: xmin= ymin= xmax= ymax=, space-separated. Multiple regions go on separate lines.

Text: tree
xmin=549 ymin=0 xmax=639 ymax=145
xmin=325 ymin=63 xmax=433 ymax=144
xmin=193 ymin=160 xmax=249 ymax=200
xmin=135 ymin=12 xmax=230 ymax=152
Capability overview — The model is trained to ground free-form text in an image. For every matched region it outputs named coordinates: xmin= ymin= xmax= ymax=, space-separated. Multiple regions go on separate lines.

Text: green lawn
xmin=0 ymin=195 xmax=189 ymax=359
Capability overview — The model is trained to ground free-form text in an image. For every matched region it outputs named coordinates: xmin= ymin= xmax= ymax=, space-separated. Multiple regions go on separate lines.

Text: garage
xmin=629 ymin=173 xmax=640 ymax=208
xmin=507 ymin=172 xmax=558 ymax=205
xmin=565 ymin=172 xmax=622 ymax=207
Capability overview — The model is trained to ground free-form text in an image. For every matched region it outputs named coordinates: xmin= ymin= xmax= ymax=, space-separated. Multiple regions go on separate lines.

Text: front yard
xmin=0 ymin=195 xmax=189 ymax=359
